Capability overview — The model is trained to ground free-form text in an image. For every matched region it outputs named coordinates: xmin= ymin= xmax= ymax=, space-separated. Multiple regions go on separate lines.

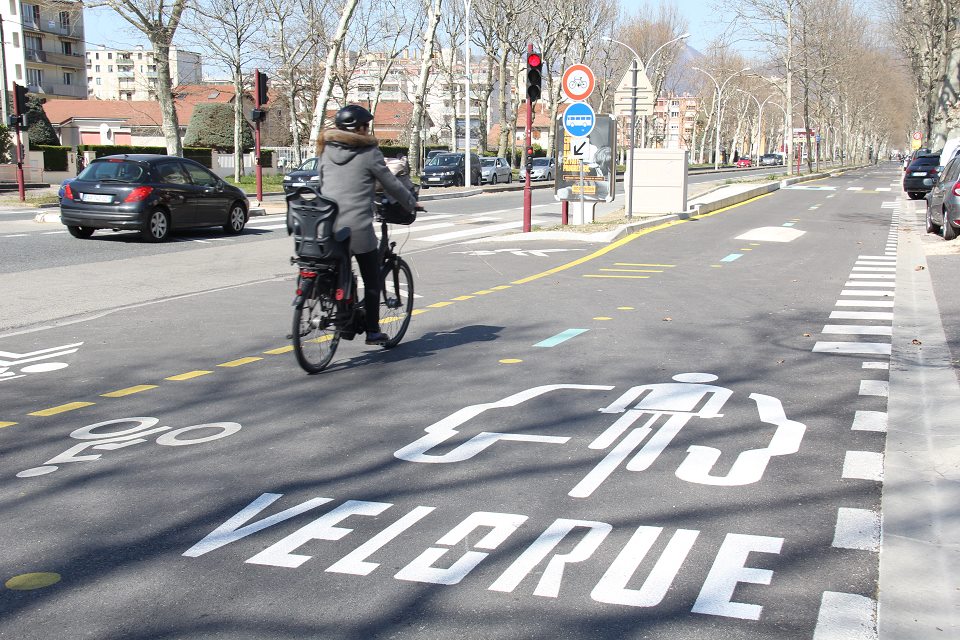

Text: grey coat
xmin=317 ymin=129 xmax=417 ymax=254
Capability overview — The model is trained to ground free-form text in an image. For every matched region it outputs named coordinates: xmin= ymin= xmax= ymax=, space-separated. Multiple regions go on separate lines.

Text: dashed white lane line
xmin=852 ymin=410 xmax=888 ymax=432
xmin=829 ymin=311 xmax=893 ymax=321
xmin=832 ymin=507 xmax=881 ymax=551
xmin=859 ymin=380 xmax=889 ymax=397
xmin=813 ymin=591 xmax=877 ymax=640
xmin=842 ymin=451 xmax=884 ymax=481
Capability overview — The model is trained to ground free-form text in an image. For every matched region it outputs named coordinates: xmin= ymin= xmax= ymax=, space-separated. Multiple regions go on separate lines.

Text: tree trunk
xmin=409 ymin=0 xmax=442 ymax=175
xmin=152 ymin=38 xmax=183 ymax=156
xmin=496 ymin=50 xmax=510 ymax=160
xmin=308 ymin=0 xmax=360 ymax=151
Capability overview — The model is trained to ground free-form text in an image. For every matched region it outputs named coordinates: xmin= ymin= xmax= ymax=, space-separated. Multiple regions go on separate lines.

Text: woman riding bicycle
xmin=316 ymin=104 xmax=419 ymax=345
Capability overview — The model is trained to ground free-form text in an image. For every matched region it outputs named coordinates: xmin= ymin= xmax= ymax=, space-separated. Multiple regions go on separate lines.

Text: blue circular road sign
xmin=563 ymin=102 xmax=596 ymax=138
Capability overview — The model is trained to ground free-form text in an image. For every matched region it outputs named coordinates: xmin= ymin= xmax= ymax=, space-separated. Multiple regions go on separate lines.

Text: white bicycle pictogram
xmin=394 ymin=373 xmax=806 ymax=498
xmin=17 ymin=417 xmax=242 ymax=478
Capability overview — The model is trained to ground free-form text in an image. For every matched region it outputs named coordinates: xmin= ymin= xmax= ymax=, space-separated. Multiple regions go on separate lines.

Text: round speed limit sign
xmin=561 ymin=64 xmax=595 ymax=102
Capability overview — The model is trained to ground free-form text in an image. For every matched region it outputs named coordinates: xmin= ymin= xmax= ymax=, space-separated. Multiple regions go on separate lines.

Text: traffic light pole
xmin=523 ymin=43 xmax=533 ymax=233
xmin=253 ymin=69 xmax=263 ymax=204
xmin=12 ymin=82 xmax=26 ymax=202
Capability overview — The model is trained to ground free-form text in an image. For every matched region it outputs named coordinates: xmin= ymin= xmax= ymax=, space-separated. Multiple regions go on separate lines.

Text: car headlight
xmin=308 ymin=175 xmax=320 ymax=181
xmin=283 ymin=175 xmax=291 ymax=181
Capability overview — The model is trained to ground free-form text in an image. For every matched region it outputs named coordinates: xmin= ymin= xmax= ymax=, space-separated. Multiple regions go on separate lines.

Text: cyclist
xmin=316 ymin=104 xmax=418 ymax=345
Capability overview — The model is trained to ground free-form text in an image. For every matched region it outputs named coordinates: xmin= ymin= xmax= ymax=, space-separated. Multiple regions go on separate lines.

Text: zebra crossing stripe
xmin=813 ymin=591 xmax=877 ymax=640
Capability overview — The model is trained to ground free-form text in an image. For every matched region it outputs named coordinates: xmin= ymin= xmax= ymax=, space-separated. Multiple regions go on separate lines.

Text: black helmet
xmin=335 ymin=104 xmax=373 ymax=131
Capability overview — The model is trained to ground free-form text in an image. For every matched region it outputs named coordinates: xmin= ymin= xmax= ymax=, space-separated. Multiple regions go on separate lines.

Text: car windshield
xmin=480 ymin=159 xmax=496 ymax=167
xmin=78 ymin=160 xmax=146 ymax=183
xmin=297 ymin=158 xmax=317 ymax=171
xmin=532 ymin=158 xmax=550 ymax=166
xmin=427 ymin=155 xmax=461 ymax=166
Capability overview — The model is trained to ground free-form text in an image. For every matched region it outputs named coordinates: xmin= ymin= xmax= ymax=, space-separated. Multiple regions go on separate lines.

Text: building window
xmin=107 ymin=52 xmax=112 ymax=59
xmin=11 ymin=32 xmax=18 ymax=48
xmin=95 ymin=52 xmax=99 ymax=59
xmin=108 ymin=65 xmax=112 ymax=72
xmin=95 ymin=77 xmax=101 ymax=85
xmin=59 ymin=11 xmax=70 ymax=30
xmin=9 ymin=0 xmax=16 ymax=15
xmin=95 ymin=65 xmax=100 ymax=72
xmin=21 ymin=3 xmax=40 ymax=25
xmin=26 ymin=68 xmax=42 ymax=86
xmin=14 ymin=64 xmax=22 ymax=80
xmin=62 ymin=41 xmax=72 ymax=55
xmin=138 ymin=52 xmax=142 ymax=59
xmin=24 ymin=35 xmax=41 ymax=51
xmin=63 ymin=72 xmax=72 ymax=85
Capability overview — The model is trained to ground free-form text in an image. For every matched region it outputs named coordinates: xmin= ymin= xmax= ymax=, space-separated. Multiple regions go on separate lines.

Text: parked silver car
xmin=926 ymin=155 xmax=960 ymax=240
xmin=479 ymin=157 xmax=512 ymax=185
xmin=520 ymin=157 xmax=556 ymax=181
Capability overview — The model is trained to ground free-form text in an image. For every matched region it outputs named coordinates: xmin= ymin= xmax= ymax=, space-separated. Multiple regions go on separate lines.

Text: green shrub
xmin=183 ymin=147 xmax=212 ymax=167
xmin=36 ymin=145 xmax=69 ymax=171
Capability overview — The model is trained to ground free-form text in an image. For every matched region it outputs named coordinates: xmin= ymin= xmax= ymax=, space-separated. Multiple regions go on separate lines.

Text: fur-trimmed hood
xmin=315 ymin=129 xmax=379 ymax=164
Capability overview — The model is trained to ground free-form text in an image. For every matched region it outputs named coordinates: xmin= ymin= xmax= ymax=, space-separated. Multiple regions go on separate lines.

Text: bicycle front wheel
xmin=380 ymin=257 xmax=414 ymax=348
xmin=292 ymin=286 xmax=340 ymax=373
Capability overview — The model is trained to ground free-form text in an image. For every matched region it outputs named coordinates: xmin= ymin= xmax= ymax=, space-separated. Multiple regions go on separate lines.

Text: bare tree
xmin=308 ymin=0 xmax=360 ymax=151
xmin=91 ymin=0 xmax=189 ymax=155
xmin=183 ymin=0 xmax=263 ymax=180
xmin=409 ymin=0 xmax=443 ymax=173
xmin=258 ymin=0 xmax=333 ymax=164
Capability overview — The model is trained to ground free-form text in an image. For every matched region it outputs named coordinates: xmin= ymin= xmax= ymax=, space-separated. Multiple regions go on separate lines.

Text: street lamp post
xmin=463 ymin=0 xmax=472 ymax=188
xmin=735 ymin=90 xmax=775 ymax=159
xmin=764 ymin=100 xmax=788 ymax=166
xmin=602 ymin=33 xmax=689 ymax=221
xmin=693 ymin=66 xmax=750 ymax=170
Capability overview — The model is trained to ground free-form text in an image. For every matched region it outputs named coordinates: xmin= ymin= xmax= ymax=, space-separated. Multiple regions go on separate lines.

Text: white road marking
xmin=812 ymin=342 xmax=892 ymax=355
xmin=813 ymin=591 xmax=877 ymax=640
xmin=831 ymin=508 xmax=880 ymax=551
xmin=418 ymin=219 xmax=548 ymax=242
xmin=735 ymin=227 xmax=806 ymax=242
xmin=859 ymin=380 xmax=889 ymax=397
xmin=852 ymin=410 xmax=887 ymax=432
xmin=822 ymin=325 xmax=892 ymax=336
xmin=829 ymin=311 xmax=893 ymax=320
xmin=842 ymin=451 xmax=883 ymax=481
xmin=835 ymin=300 xmax=894 ymax=307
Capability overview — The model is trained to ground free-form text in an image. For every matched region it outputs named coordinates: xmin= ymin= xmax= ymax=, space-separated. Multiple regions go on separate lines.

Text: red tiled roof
xmin=43 ymin=85 xmax=244 ymax=128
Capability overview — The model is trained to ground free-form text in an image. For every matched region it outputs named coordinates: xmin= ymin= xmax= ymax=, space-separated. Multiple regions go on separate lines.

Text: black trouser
xmin=354 ymin=249 xmax=380 ymax=333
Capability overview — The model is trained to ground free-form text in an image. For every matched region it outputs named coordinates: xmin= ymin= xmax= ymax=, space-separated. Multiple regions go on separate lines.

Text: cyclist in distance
xmin=316 ymin=104 xmax=419 ymax=345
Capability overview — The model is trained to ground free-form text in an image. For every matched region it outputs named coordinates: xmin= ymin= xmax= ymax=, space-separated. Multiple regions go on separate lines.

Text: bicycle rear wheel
xmin=292 ymin=285 xmax=340 ymax=373
xmin=379 ymin=257 xmax=414 ymax=348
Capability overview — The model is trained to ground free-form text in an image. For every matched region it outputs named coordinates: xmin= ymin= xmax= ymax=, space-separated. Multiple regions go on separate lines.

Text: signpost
xmin=563 ymin=102 xmax=596 ymax=139
xmin=911 ymin=131 xmax=923 ymax=151
xmin=561 ymin=64 xmax=595 ymax=102
xmin=556 ymin=112 xmax=616 ymax=224
xmin=612 ymin=66 xmax=655 ymax=220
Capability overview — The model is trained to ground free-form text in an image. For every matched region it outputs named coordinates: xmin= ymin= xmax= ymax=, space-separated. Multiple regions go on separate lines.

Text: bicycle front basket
xmin=287 ymin=187 xmax=345 ymax=261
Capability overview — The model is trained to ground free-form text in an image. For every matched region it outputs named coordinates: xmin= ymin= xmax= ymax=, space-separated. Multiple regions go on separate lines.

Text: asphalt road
xmin=1 ymin=164 xmax=955 ymax=639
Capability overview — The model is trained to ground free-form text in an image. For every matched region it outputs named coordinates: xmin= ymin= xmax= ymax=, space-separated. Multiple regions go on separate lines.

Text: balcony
xmin=118 ymin=71 xmax=135 ymax=79
xmin=24 ymin=49 xmax=85 ymax=69
xmin=33 ymin=83 xmax=87 ymax=98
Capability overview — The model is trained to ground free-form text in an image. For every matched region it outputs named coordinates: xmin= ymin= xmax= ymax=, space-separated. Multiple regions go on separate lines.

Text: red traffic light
xmin=527 ymin=53 xmax=541 ymax=67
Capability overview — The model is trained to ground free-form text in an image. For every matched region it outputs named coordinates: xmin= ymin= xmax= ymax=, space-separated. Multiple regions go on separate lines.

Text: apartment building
xmin=651 ymin=94 xmax=699 ymax=150
xmin=86 ymin=45 xmax=202 ymax=101
xmin=0 ymin=1 xmax=87 ymax=101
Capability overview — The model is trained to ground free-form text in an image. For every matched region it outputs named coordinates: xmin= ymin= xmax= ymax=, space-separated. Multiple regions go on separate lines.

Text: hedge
xmin=258 ymin=149 xmax=272 ymax=167
xmin=36 ymin=145 xmax=70 ymax=171
xmin=74 ymin=145 xmax=214 ymax=168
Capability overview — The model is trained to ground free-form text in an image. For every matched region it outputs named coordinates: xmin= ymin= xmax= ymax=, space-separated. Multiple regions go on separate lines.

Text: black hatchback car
xmin=60 ymin=154 xmax=249 ymax=242
xmin=420 ymin=152 xmax=482 ymax=188
xmin=903 ymin=153 xmax=941 ymax=200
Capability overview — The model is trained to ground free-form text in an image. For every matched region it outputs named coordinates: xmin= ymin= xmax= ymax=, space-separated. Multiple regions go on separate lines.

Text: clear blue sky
xmin=83 ymin=1 xmax=724 ymax=64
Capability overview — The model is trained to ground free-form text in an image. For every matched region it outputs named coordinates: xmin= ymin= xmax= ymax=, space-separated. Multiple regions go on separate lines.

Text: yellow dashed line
xmin=740 ymin=248 xmax=753 ymax=251
xmin=711 ymin=265 xmax=723 ymax=268
xmin=0 ymin=421 xmax=17 ymax=428
xmin=583 ymin=274 xmax=650 ymax=279
xmin=490 ymin=285 xmax=512 ymax=290
xmin=428 ymin=301 xmax=455 ymax=308
xmin=617 ymin=306 xmax=635 ymax=310
xmin=594 ymin=317 xmax=612 ymax=321
xmin=451 ymin=295 xmax=474 ymax=301
xmin=29 ymin=402 xmax=95 ymax=417
xmin=599 ymin=268 xmax=661 ymax=273
xmin=499 ymin=359 xmax=523 ymax=364
xmin=412 ymin=308 xmax=429 ymax=316
xmin=472 ymin=289 xmax=495 ymax=295
xmin=166 ymin=370 xmax=214 ymax=380
xmin=615 ymin=263 xmax=675 ymax=267
xmin=101 ymin=385 xmax=158 ymax=398
xmin=217 ymin=357 xmax=263 ymax=368
xmin=262 ymin=346 xmax=293 ymax=355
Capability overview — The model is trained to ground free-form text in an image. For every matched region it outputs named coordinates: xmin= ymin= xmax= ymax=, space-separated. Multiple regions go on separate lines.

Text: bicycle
xmin=288 ymin=186 xmax=419 ymax=373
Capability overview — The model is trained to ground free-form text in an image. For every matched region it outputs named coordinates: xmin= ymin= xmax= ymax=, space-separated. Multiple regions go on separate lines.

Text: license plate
xmin=80 ymin=193 xmax=113 ymax=203
xmin=427 ymin=177 xmax=440 ymax=182
xmin=912 ymin=171 xmax=927 ymax=177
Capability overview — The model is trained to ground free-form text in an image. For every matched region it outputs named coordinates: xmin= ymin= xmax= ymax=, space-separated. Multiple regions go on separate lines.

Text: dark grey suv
xmin=60 ymin=154 xmax=249 ymax=242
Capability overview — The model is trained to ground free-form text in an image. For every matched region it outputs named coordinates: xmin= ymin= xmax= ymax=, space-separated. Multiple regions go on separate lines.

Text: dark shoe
xmin=365 ymin=332 xmax=388 ymax=345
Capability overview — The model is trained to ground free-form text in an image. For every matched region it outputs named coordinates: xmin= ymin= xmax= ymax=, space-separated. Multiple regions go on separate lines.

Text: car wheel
xmin=456 ymin=173 xmax=464 ymax=187
xmin=908 ymin=192 xmax=923 ymax=200
xmin=141 ymin=208 xmax=170 ymax=242
xmin=223 ymin=202 xmax=247 ymax=234
xmin=944 ymin=210 xmax=957 ymax=241
xmin=67 ymin=225 xmax=94 ymax=239
xmin=926 ymin=206 xmax=940 ymax=234
xmin=490 ymin=174 xmax=497 ymax=185
xmin=507 ymin=173 xmax=512 ymax=184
